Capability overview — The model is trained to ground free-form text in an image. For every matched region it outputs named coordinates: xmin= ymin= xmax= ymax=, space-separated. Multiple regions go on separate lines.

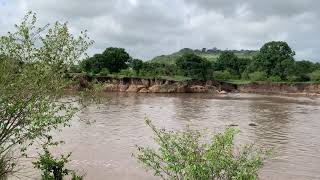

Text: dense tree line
xmin=79 ymin=41 xmax=320 ymax=82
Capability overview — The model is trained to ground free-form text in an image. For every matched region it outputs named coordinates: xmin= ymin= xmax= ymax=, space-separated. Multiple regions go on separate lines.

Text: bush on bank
xmin=134 ymin=119 xmax=269 ymax=180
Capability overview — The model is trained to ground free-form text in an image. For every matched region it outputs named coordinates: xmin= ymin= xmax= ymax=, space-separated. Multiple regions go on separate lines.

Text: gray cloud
xmin=184 ymin=0 xmax=320 ymax=19
xmin=0 ymin=0 xmax=319 ymax=61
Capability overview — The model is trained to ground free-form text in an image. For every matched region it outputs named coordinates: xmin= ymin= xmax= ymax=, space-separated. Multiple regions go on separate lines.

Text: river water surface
xmin=26 ymin=93 xmax=320 ymax=179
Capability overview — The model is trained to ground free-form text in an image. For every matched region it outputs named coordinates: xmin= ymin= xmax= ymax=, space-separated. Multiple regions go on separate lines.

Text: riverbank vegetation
xmin=78 ymin=42 xmax=320 ymax=84
xmin=134 ymin=119 xmax=269 ymax=180
xmin=0 ymin=12 xmax=93 ymax=179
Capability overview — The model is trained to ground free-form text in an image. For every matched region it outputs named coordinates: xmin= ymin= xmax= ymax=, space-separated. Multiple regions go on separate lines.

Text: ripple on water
xmin=42 ymin=93 xmax=320 ymax=180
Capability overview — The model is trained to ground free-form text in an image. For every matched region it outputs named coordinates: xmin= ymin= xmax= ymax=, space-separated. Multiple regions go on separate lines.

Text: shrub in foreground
xmin=134 ymin=119 xmax=269 ymax=180
xmin=0 ymin=12 xmax=93 ymax=178
xmin=33 ymin=137 xmax=84 ymax=180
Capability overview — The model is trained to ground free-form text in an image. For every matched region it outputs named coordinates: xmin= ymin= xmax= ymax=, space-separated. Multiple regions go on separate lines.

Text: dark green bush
xmin=176 ymin=53 xmax=211 ymax=80
xmin=268 ymin=76 xmax=282 ymax=82
xmin=249 ymin=71 xmax=267 ymax=81
xmin=33 ymin=138 xmax=84 ymax=180
xmin=213 ymin=71 xmax=233 ymax=81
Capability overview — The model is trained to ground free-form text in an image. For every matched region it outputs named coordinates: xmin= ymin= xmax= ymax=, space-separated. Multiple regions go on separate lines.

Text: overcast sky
xmin=0 ymin=0 xmax=319 ymax=61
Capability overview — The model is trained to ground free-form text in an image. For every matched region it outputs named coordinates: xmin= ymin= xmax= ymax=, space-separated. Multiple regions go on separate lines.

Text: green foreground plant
xmin=0 ymin=11 xmax=93 ymax=178
xmin=33 ymin=137 xmax=84 ymax=180
xmin=134 ymin=119 xmax=269 ymax=180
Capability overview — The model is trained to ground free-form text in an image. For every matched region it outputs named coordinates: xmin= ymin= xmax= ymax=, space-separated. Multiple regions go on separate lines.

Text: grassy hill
xmin=150 ymin=48 xmax=258 ymax=64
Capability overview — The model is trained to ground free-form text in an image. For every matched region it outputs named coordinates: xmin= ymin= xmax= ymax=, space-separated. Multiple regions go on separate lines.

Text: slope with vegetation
xmin=150 ymin=48 xmax=258 ymax=64
xmin=78 ymin=42 xmax=320 ymax=84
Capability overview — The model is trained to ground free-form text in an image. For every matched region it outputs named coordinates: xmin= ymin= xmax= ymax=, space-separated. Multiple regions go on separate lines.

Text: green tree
xmin=252 ymin=41 xmax=295 ymax=78
xmin=80 ymin=54 xmax=105 ymax=74
xmin=102 ymin=47 xmax=130 ymax=73
xmin=237 ymin=58 xmax=252 ymax=76
xmin=215 ymin=52 xmax=237 ymax=74
xmin=130 ymin=59 xmax=144 ymax=75
xmin=273 ymin=59 xmax=295 ymax=80
xmin=292 ymin=60 xmax=316 ymax=81
xmin=176 ymin=53 xmax=211 ymax=80
xmin=80 ymin=48 xmax=131 ymax=74
xmin=214 ymin=52 xmax=251 ymax=77
xmin=0 ymin=12 xmax=93 ymax=178
xmin=135 ymin=119 xmax=268 ymax=180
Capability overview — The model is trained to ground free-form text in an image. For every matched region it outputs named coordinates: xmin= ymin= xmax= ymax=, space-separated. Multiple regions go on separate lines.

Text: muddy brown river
xmin=18 ymin=93 xmax=320 ymax=180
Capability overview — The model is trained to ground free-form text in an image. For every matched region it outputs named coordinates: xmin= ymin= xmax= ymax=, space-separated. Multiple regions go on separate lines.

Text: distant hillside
xmin=150 ymin=48 xmax=259 ymax=64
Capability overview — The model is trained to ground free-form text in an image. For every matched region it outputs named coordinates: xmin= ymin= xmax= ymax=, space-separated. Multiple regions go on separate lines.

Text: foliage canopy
xmin=176 ymin=53 xmax=211 ymax=80
xmin=0 ymin=11 xmax=92 ymax=178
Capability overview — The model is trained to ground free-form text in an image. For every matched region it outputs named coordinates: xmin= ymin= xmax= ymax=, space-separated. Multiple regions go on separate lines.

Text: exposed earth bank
xmin=237 ymin=82 xmax=320 ymax=96
xmin=95 ymin=77 xmax=236 ymax=93
xmin=75 ymin=76 xmax=320 ymax=95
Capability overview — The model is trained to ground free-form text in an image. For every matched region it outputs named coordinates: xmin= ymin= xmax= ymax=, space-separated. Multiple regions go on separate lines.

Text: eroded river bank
xmin=76 ymin=76 xmax=320 ymax=96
